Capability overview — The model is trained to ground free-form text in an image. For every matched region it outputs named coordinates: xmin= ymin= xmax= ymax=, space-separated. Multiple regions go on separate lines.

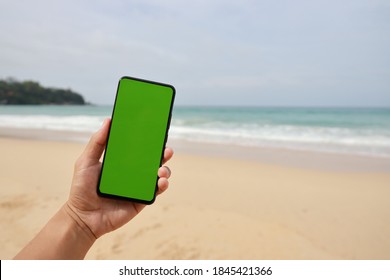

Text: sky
xmin=0 ymin=0 xmax=389 ymax=106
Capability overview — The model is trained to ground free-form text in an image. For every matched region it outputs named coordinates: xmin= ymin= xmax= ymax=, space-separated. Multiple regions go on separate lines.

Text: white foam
xmin=169 ymin=124 xmax=390 ymax=158
xmin=0 ymin=115 xmax=103 ymax=132
xmin=1 ymin=113 xmax=390 ymax=158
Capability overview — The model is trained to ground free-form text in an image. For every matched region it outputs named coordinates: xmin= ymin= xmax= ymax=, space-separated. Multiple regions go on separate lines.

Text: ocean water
xmin=1 ymin=105 xmax=390 ymax=158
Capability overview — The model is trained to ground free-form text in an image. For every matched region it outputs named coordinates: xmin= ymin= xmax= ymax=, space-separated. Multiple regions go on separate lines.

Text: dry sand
xmin=0 ymin=134 xmax=389 ymax=259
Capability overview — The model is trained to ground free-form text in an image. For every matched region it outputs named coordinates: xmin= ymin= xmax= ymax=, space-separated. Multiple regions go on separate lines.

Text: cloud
xmin=0 ymin=0 xmax=389 ymax=106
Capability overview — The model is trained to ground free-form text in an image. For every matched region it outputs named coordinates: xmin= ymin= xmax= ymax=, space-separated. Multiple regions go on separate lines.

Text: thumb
xmin=79 ymin=118 xmax=111 ymax=167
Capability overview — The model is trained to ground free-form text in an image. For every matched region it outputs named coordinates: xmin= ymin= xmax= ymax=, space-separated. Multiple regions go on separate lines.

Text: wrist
xmin=62 ymin=203 xmax=97 ymax=243
xmin=14 ymin=204 xmax=96 ymax=259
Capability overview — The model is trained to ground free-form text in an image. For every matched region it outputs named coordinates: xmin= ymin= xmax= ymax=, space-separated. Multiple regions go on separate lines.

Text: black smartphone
xmin=97 ymin=76 xmax=175 ymax=204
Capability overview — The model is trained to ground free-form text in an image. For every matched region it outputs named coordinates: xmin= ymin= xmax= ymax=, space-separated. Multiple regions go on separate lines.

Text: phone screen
xmin=97 ymin=76 xmax=175 ymax=204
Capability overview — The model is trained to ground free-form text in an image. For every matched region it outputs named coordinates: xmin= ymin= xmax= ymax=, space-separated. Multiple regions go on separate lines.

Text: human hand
xmin=65 ymin=118 xmax=173 ymax=240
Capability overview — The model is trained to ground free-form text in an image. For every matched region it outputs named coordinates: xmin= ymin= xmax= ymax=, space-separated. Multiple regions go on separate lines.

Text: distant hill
xmin=0 ymin=78 xmax=86 ymax=105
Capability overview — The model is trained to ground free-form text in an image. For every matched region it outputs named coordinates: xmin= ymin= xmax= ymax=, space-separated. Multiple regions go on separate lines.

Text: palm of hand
xmin=68 ymin=160 xmax=145 ymax=238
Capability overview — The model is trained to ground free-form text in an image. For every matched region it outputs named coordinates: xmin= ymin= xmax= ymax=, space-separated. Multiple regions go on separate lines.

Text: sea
xmin=0 ymin=105 xmax=390 ymax=158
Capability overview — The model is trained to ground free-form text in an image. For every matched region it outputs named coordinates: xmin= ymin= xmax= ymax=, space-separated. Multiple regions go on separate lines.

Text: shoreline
xmin=169 ymin=139 xmax=390 ymax=173
xmin=1 ymin=126 xmax=389 ymax=173
xmin=0 ymin=127 xmax=92 ymax=143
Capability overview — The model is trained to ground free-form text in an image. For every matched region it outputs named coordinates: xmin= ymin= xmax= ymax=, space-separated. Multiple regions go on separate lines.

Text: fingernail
xmin=164 ymin=166 xmax=171 ymax=177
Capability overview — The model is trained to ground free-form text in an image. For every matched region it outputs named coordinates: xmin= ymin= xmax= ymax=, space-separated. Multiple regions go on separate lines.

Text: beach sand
xmin=1 ymin=131 xmax=390 ymax=259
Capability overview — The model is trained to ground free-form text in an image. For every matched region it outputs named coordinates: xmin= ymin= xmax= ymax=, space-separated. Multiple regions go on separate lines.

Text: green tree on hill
xmin=0 ymin=78 xmax=86 ymax=105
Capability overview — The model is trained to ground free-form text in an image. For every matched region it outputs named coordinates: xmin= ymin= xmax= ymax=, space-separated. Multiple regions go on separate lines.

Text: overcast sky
xmin=0 ymin=0 xmax=389 ymax=106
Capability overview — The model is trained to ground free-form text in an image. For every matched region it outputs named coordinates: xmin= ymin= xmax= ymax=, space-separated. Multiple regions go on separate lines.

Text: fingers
xmin=162 ymin=147 xmax=174 ymax=164
xmin=79 ymin=118 xmax=111 ymax=167
xmin=158 ymin=166 xmax=171 ymax=178
xmin=157 ymin=166 xmax=171 ymax=195
xmin=156 ymin=147 xmax=173 ymax=196
xmin=157 ymin=177 xmax=169 ymax=195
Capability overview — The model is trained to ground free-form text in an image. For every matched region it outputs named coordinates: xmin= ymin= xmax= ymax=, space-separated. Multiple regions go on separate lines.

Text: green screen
xmin=98 ymin=77 xmax=175 ymax=204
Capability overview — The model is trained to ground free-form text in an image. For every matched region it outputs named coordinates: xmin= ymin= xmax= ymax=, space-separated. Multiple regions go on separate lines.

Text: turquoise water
xmin=1 ymin=105 xmax=390 ymax=157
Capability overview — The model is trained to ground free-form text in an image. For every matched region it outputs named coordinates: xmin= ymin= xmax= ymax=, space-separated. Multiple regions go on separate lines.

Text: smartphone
xmin=97 ymin=76 xmax=175 ymax=204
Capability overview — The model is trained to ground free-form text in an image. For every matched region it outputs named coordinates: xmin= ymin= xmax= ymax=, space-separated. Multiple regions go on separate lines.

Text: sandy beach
xmin=0 ymin=130 xmax=390 ymax=259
